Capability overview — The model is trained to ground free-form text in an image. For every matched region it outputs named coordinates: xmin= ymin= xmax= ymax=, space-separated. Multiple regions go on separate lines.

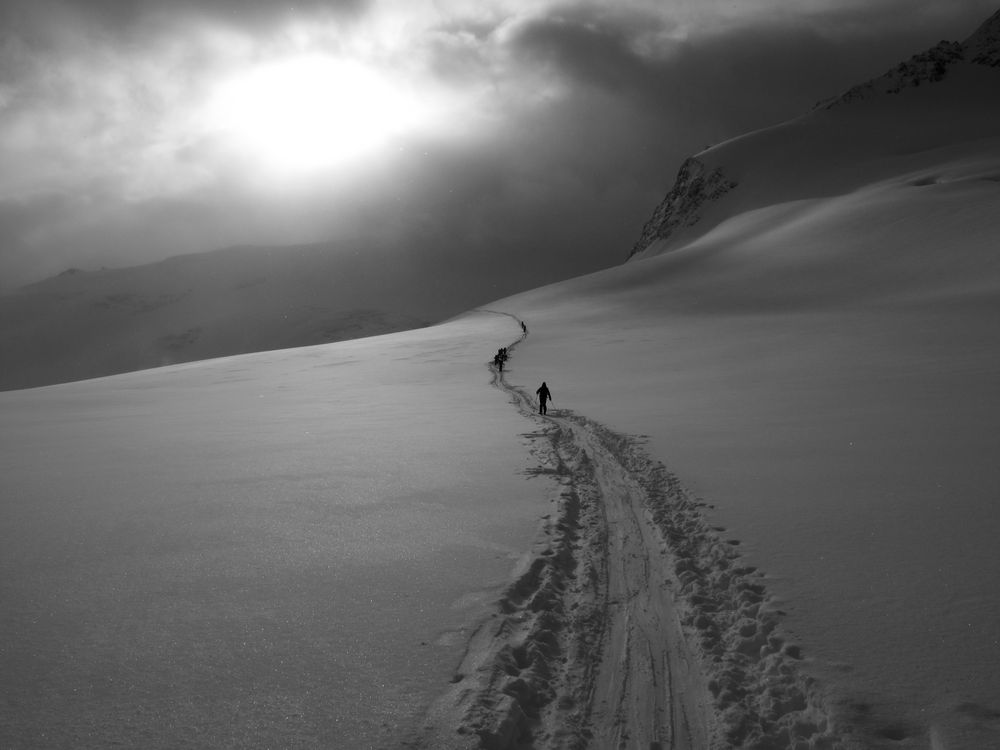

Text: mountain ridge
xmin=817 ymin=7 xmax=999 ymax=110
xmin=628 ymin=7 xmax=1000 ymax=260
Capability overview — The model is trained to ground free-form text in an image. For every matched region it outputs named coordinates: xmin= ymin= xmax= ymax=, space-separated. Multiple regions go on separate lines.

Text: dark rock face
xmin=628 ymin=157 xmax=737 ymax=259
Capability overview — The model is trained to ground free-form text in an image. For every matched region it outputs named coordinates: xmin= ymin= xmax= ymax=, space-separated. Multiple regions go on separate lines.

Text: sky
xmin=0 ymin=0 xmax=996 ymax=294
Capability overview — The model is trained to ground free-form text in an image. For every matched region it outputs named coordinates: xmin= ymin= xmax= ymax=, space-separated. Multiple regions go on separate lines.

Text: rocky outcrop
xmin=628 ymin=157 xmax=737 ymax=259
xmin=816 ymin=40 xmax=964 ymax=109
xmin=965 ymin=7 xmax=1000 ymax=67
xmin=817 ymin=8 xmax=1000 ymax=109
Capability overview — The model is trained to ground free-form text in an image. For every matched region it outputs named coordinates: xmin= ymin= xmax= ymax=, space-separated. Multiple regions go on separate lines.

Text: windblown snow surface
xmin=3 ymin=27 xmax=1000 ymax=750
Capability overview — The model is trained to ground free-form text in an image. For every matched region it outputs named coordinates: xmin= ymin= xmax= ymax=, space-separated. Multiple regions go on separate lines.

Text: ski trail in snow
xmin=407 ymin=313 xmax=848 ymax=750
xmin=556 ymin=415 xmax=708 ymax=750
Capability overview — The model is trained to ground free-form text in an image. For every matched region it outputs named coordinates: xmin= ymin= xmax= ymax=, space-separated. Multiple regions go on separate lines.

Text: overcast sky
xmin=0 ymin=0 xmax=995 ymax=293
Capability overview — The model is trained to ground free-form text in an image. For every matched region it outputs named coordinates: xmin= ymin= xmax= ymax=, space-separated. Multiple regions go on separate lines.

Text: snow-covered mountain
xmin=0 ymin=241 xmax=456 ymax=391
xmin=630 ymin=7 xmax=1000 ymax=260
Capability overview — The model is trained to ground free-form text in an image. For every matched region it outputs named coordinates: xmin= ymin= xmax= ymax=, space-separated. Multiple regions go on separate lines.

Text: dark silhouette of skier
xmin=536 ymin=382 xmax=552 ymax=415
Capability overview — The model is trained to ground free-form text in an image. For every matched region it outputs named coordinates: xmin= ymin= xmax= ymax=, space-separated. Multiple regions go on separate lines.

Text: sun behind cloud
xmin=204 ymin=53 xmax=446 ymax=177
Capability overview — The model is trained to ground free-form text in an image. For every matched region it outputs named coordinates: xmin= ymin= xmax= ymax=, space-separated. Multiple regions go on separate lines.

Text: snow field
xmin=412 ymin=327 xmax=842 ymax=748
xmin=410 ymin=330 xmax=708 ymax=749
xmin=495 ymin=152 xmax=1000 ymax=747
xmin=0 ymin=313 xmax=548 ymax=749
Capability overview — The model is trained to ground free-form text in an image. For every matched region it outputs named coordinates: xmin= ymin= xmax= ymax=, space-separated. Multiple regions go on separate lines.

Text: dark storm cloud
xmin=0 ymin=195 xmax=68 ymax=275
xmin=503 ymin=6 xmax=673 ymax=96
xmin=0 ymin=0 xmax=370 ymax=39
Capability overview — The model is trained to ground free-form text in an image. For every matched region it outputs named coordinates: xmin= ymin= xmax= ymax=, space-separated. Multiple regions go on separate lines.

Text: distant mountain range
xmin=0 ymin=242 xmax=454 ymax=390
xmin=630 ymin=8 xmax=1000 ymax=260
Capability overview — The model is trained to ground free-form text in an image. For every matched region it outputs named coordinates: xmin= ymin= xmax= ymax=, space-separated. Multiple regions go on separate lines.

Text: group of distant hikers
xmin=491 ymin=320 xmax=552 ymax=415
xmin=493 ymin=347 xmax=509 ymax=371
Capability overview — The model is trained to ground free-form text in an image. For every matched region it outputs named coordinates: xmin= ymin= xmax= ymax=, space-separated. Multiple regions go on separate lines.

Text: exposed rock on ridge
xmin=815 ymin=40 xmax=964 ymax=109
xmin=965 ymin=7 xmax=1000 ymax=66
xmin=628 ymin=157 xmax=737 ymax=259
xmin=818 ymin=7 xmax=1000 ymax=109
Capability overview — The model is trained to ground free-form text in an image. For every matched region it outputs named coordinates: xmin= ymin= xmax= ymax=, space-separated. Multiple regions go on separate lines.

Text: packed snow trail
xmin=407 ymin=313 xmax=849 ymax=749
xmin=556 ymin=416 xmax=708 ymax=749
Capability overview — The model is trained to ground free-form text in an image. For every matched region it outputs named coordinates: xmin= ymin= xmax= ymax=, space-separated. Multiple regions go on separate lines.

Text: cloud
xmin=500 ymin=0 xmax=995 ymax=112
xmin=502 ymin=5 xmax=671 ymax=92
xmin=0 ymin=0 xmax=370 ymax=41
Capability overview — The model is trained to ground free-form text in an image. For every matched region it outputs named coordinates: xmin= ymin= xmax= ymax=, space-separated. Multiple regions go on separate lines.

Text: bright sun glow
xmin=206 ymin=54 xmax=439 ymax=176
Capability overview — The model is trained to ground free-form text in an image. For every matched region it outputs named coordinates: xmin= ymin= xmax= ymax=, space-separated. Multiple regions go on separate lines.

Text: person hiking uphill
xmin=535 ymin=381 xmax=552 ymax=415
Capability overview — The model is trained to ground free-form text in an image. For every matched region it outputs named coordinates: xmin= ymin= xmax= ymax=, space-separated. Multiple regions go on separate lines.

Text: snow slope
xmin=430 ymin=16 xmax=1000 ymax=745
xmin=491 ymin=136 xmax=1000 ymax=749
xmin=0 ymin=312 xmax=549 ymax=749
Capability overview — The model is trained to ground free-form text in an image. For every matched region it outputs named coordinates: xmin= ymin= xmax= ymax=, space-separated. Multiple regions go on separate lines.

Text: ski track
xmin=407 ymin=313 xmax=854 ymax=750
